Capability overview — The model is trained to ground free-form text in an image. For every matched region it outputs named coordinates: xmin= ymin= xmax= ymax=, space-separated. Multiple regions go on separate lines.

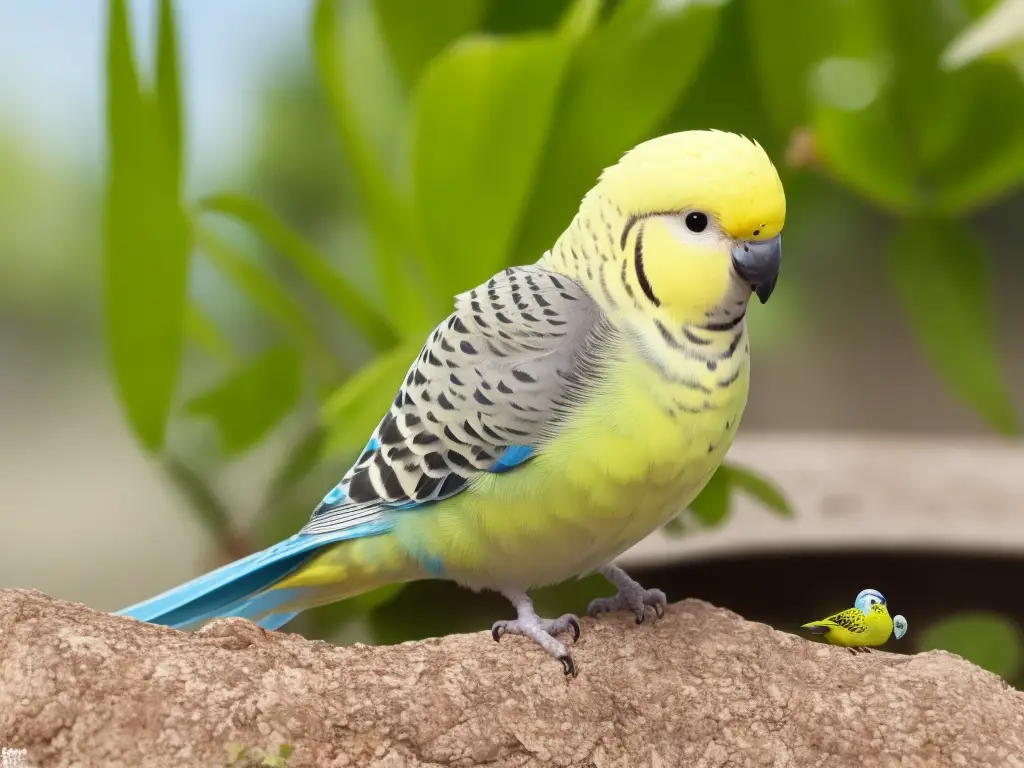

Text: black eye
xmin=685 ymin=212 xmax=708 ymax=233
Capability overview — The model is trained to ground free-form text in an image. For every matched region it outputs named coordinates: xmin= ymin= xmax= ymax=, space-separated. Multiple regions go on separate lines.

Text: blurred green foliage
xmin=104 ymin=0 xmax=190 ymax=451
xmin=102 ymin=0 xmax=1023 ymax=643
xmin=0 ymin=141 xmax=98 ymax=319
xmin=918 ymin=611 xmax=1024 ymax=686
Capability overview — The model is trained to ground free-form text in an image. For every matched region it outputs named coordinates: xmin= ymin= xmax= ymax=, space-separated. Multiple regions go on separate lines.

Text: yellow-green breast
xmin=397 ymin=320 xmax=750 ymax=590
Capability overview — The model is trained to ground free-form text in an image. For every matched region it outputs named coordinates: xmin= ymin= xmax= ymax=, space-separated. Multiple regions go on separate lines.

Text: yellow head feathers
xmin=546 ymin=130 xmax=787 ymax=323
xmin=596 ymin=130 xmax=786 ymax=240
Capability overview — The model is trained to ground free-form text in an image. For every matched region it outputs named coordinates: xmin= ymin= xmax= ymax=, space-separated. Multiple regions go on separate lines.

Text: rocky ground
xmin=1 ymin=589 xmax=1022 ymax=767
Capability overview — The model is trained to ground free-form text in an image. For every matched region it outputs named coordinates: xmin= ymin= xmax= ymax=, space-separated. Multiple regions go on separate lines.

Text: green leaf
xmin=942 ymin=0 xmax=1024 ymax=73
xmin=514 ymin=0 xmax=720 ymax=262
xmin=103 ymin=0 xmax=191 ymax=452
xmin=321 ymin=335 xmax=424 ymax=458
xmin=200 ymin=194 xmax=398 ymax=351
xmin=882 ymin=1 xmax=980 ymax=171
xmin=810 ymin=57 xmax=918 ymax=214
xmin=662 ymin=0 xmax=776 ymax=157
xmin=482 ymin=0 xmax=577 ymax=35
xmin=888 ymin=219 xmax=1018 ymax=434
xmin=688 ymin=462 xmax=793 ymax=528
xmin=164 ymin=456 xmax=234 ymax=541
xmin=725 ymin=463 xmax=794 ymax=517
xmin=194 ymin=222 xmax=335 ymax=363
xmin=155 ymin=0 xmax=182 ymax=182
xmin=747 ymin=0 xmax=889 ymax=131
xmin=311 ymin=0 xmax=433 ymax=332
xmin=375 ymin=0 xmax=488 ymax=89
xmin=931 ymin=63 xmax=1024 ymax=214
xmin=804 ymin=2 xmax=1024 ymax=214
xmin=750 ymin=0 xmax=919 ymax=213
xmin=773 ymin=0 xmax=1024 ymax=214
xmin=917 ymin=612 xmax=1023 ymax=681
xmin=314 ymin=0 xmax=406 ymax=182
xmin=224 ymin=743 xmax=248 ymax=765
xmin=184 ymin=301 xmax=236 ymax=364
xmin=411 ymin=22 xmax=576 ymax=298
xmin=186 ymin=345 xmax=305 ymax=456
xmin=555 ymin=0 xmax=601 ymax=42
xmin=688 ymin=467 xmax=730 ymax=527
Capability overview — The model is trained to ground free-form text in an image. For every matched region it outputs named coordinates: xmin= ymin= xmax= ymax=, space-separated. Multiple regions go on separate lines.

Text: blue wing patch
xmin=308 ymin=440 xmax=537 ymax=535
xmin=489 ymin=444 xmax=535 ymax=473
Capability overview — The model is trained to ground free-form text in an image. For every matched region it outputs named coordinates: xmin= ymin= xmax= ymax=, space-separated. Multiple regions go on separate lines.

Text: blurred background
xmin=1 ymin=0 xmax=1023 ymax=684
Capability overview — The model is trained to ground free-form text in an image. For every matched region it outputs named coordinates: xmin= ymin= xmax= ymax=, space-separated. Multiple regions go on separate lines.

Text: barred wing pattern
xmin=823 ymin=609 xmax=869 ymax=634
xmin=302 ymin=266 xmax=607 ymax=536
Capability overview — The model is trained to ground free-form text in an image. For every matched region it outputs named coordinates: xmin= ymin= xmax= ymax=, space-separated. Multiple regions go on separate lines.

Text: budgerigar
xmin=802 ymin=589 xmax=909 ymax=653
xmin=119 ymin=130 xmax=786 ymax=676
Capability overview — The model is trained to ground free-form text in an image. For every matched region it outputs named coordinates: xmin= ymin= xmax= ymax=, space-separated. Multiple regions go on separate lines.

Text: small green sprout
xmin=224 ymin=742 xmax=294 ymax=767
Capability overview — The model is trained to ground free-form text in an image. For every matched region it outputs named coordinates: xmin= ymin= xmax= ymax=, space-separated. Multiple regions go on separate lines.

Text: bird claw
xmin=588 ymin=586 xmax=668 ymax=624
xmin=491 ymin=612 xmax=581 ymax=676
xmin=568 ymin=616 xmax=581 ymax=642
xmin=559 ymin=654 xmax=578 ymax=678
xmin=492 ymin=613 xmax=580 ymax=644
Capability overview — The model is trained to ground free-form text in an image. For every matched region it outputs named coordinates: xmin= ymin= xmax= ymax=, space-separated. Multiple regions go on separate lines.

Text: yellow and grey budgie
xmin=119 ymin=130 xmax=786 ymax=676
xmin=802 ymin=589 xmax=909 ymax=653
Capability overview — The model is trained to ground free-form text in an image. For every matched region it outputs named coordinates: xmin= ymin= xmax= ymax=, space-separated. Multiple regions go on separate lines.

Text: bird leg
xmin=492 ymin=589 xmax=581 ymax=677
xmin=588 ymin=564 xmax=668 ymax=624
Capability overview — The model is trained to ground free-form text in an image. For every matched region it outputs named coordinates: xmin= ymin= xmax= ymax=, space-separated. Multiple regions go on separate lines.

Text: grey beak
xmin=731 ymin=234 xmax=782 ymax=304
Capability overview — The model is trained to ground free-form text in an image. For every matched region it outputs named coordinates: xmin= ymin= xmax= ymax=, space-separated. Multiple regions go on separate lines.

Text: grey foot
xmin=493 ymin=590 xmax=581 ymax=677
xmin=588 ymin=564 xmax=667 ymax=624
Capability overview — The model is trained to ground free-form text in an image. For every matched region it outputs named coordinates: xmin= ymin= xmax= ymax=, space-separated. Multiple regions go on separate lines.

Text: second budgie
xmin=119 ymin=130 xmax=786 ymax=676
xmin=802 ymin=589 xmax=909 ymax=653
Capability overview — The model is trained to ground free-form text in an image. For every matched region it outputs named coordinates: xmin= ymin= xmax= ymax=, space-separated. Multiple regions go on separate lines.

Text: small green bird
xmin=801 ymin=589 xmax=908 ymax=654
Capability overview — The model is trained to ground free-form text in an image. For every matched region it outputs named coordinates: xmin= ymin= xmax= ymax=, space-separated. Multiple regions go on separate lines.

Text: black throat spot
xmin=633 ymin=223 xmax=660 ymax=307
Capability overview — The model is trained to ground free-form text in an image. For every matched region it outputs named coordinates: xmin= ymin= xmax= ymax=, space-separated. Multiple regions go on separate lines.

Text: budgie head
xmin=892 ymin=614 xmax=908 ymax=640
xmin=855 ymin=588 xmax=887 ymax=616
xmin=590 ymin=130 xmax=786 ymax=323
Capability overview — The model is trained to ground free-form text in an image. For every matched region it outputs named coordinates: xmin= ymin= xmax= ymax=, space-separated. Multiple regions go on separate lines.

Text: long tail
xmin=117 ymin=520 xmax=394 ymax=631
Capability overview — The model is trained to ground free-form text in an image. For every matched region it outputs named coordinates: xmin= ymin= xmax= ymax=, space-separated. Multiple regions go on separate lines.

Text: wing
xmin=301 ymin=265 xmax=609 ymax=535
xmin=817 ymin=607 xmax=869 ymax=634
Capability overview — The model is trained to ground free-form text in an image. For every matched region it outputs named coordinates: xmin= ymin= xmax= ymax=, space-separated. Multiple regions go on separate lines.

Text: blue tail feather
xmin=161 ymin=586 xmax=309 ymax=631
xmin=118 ymin=520 xmax=392 ymax=630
